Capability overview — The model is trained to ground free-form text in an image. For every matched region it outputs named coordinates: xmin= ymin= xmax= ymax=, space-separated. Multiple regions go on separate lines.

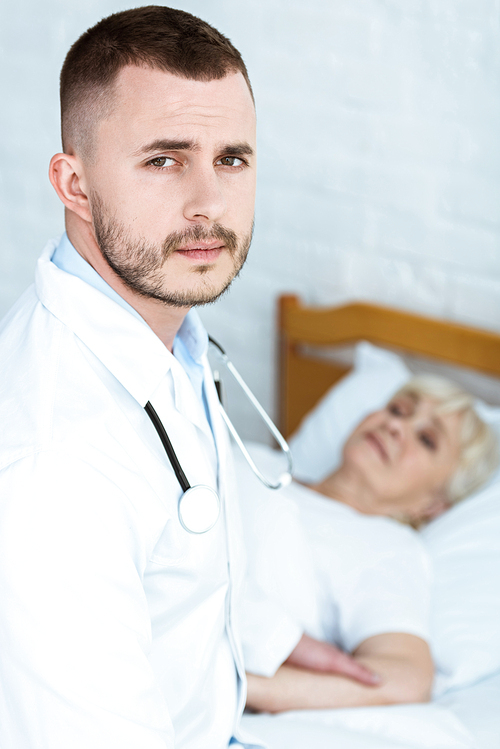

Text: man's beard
xmin=90 ymin=194 xmax=253 ymax=308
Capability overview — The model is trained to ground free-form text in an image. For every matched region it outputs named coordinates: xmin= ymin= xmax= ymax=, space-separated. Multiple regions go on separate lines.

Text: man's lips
xmin=365 ymin=431 xmax=389 ymax=462
xmin=177 ymin=240 xmax=225 ymax=251
xmin=175 ymin=241 xmax=225 ymax=262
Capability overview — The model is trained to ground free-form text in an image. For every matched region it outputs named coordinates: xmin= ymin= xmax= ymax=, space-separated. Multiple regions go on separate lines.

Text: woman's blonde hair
xmin=395 ymin=375 xmax=499 ymax=504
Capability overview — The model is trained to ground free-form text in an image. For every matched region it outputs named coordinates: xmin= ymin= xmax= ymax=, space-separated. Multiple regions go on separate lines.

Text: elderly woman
xmin=237 ymin=376 xmax=498 ymax=713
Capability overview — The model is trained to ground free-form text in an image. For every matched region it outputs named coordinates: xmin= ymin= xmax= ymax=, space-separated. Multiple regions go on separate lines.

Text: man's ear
xmin=49 ymin=153 xmax=92 ymax=223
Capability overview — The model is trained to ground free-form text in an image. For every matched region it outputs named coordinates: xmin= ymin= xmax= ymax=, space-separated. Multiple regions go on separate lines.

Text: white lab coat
xmin=0 ymin=240 xmax=261 ymax=749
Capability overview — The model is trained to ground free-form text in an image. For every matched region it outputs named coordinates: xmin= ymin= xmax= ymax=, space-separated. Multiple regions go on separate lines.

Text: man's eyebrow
xmin=133 ymin=139 xmax=199 ymax=156
xmin=133 ymin=139 xmax=254 ymax=158
xmin=220 ymin=143 xmax=254 ymax=157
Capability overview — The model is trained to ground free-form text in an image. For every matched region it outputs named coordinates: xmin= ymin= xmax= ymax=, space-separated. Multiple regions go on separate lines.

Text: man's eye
xmin=217 ymin=156 xmax=244 ymax=167
xmin=419 ymin=432 xmax=437 ymax=450
xmin=148 ymin=156 xmax=176 ymax=168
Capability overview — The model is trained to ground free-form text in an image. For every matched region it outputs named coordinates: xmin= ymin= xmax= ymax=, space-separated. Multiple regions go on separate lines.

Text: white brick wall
xmin=1 ymin=0 xmax=499 ymax=441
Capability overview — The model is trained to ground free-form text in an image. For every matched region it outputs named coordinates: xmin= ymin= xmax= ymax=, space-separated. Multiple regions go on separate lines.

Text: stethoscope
xmin=144 ymin=336 xmax=293 ymax=534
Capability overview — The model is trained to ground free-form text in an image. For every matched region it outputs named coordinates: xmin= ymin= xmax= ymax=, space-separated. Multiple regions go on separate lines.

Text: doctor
xmin=0 ymin=7 xmax=257 ymax=749
xmin=0 ymin=6 xmax=373 ymax=749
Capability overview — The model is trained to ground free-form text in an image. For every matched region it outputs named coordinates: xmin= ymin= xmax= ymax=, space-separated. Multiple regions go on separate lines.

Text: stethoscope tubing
xmin=209 ymin=337 xmax=293 ymax=490
xmin=144 ymin=401 xmax=190 ymax=493
xmin=144 ymin=336 xmax=293 ymax=533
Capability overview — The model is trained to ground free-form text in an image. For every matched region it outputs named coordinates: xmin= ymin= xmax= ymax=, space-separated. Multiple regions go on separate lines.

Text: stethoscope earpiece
xmin=278 ymin=472 xmax=293 ymax=488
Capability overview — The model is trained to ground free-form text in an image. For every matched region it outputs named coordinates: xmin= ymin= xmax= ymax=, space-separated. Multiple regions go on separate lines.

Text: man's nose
xmin=182 ymin=163 xmax=226 ymax=224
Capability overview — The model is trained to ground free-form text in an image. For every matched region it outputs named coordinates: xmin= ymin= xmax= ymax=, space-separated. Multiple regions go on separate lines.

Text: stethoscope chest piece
xmin=145 ymin=401 xmax=221 ymax=535
xmin=178 ymin=485 xmax=220 ymax=534
xmin=145 ymin=335 xmax=294 ymax=535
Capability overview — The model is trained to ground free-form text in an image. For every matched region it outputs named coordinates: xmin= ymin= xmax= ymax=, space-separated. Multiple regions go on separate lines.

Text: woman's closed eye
xmin=387 ymin=398 xmax=414 ymax=418
xmin=419 ymin=431 xmax=437 ymax=450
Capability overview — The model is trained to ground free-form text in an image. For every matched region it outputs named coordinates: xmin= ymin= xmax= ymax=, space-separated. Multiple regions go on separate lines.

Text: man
xmin=0 ymin=7 xmax=373 ymax=748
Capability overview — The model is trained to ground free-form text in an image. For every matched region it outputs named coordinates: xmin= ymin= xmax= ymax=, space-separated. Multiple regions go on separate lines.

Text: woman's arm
xmin=285 ymin=633 xmax=380 ymax=685
xmin=246 ymin=633 xmax=433 ymax=713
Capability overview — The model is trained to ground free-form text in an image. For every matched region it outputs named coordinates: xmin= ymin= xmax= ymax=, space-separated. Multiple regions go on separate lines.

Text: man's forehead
xmin=94 ymin=65 xmax=256 ymax=150
xmin=113 ymin=65 xmax=254 ymax=117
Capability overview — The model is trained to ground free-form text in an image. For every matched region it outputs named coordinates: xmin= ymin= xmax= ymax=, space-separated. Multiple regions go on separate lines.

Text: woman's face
xmin=342 ymin=392 xmax=463 ymax=521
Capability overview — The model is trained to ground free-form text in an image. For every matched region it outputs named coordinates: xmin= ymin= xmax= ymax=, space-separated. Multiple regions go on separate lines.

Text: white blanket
xmin=241 ymin=701 xmax=476 ymax=749
xmin=241 ymin=670 xmax=500 ymax=749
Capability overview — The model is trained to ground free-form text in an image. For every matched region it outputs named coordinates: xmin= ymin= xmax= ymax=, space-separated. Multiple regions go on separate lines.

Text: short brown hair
xmin=60 ymin=5 xmax=253 ymax=157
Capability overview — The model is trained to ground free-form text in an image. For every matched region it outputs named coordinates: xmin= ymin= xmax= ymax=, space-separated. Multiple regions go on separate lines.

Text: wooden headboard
xmin=278 ymin=295 xmax=500 ymax=438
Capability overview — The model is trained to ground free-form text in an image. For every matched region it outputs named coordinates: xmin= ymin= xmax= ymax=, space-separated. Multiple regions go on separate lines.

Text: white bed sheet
xmin=242 ymin=706 xmax=474 ymax=748
xmin=241 ymin=672 xmax=500 ymax=749
xmin=436 ymin=671 xmax=500 ymax=749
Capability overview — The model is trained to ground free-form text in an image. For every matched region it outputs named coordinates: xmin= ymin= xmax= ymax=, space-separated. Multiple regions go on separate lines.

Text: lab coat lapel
xmin=202 ymin=357 xmax=228 ymax=496
xmin=35 ymin=243 xmax=172 ymax=407
xmin=203 ymin=357 xmax=246 ymax=668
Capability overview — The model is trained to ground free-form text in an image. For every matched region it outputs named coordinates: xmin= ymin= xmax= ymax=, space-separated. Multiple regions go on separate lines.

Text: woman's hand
xmin=246 ymin=633 xmax=433 ymax=713
xmin=285 ymin=633 xmax=380 ymax=685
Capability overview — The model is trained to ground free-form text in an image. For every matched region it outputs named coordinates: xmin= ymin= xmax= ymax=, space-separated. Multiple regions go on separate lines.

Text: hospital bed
xmin=241 ymin=296 xmax=500 ymax=749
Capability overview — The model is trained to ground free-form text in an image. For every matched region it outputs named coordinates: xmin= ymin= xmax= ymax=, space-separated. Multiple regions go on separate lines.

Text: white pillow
xmin=288 ymin=341 xmax=500 ymax=694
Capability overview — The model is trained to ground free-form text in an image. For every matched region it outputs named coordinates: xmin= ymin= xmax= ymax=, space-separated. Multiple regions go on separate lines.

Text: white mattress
xmin=241 ymin=671 xmax=500 ymax=749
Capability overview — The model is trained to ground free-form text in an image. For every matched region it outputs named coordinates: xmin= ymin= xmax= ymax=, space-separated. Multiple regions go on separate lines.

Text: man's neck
xmin=66 ymin=213 xmax=188 ymax=351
